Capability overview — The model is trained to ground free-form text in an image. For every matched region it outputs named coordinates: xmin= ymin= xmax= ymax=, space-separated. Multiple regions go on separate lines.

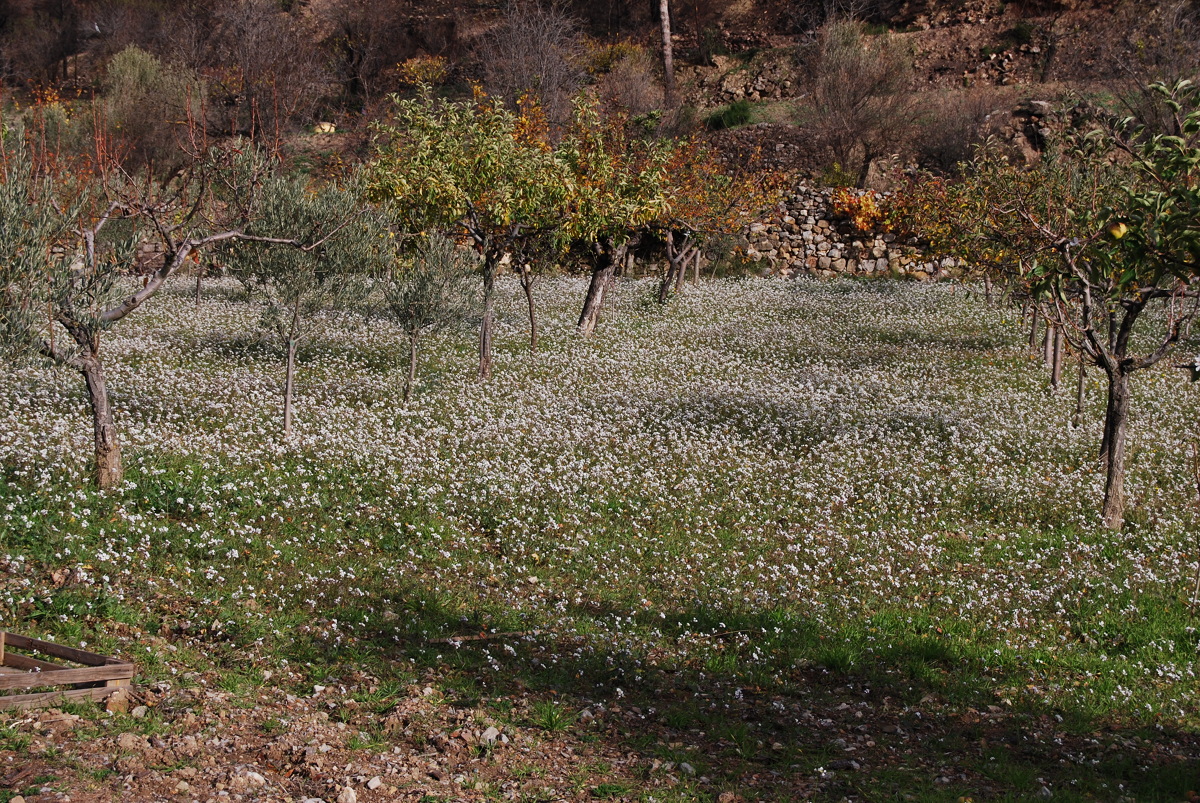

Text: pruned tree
xmin=903 ymin=81 xmax=1200 ymax=529
xmin=377 ymin=233 xmax=478 ymax=402
xmin=222 ymin=173 xmax=390 ymax=437
xmin=367 ymin=88 xmax=569 ymax=378
xmin=0 ymin=139 xmax=331 ymax=489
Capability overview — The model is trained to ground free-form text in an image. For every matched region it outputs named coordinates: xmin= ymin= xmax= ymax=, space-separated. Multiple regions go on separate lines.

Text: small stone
xmin=679 ymin=762 xmax=696 ymax=776
xmin=10 ymin=797 xmax=24 ymax=803
xmin=174 ymin=781 xmax=190 ymax=794
xmin=367 ymin=776 xmax=383 ymax=790
xmin=244 ymin=771 xmax=267 ymax=787
xmin=117 ymin=732 xmax=146 ymax=751
xmin=106 ymin=690 xmax=130 ymax=714
xmin=481 ymin=726 xmax=501 ymax=745
xmin=336 ymin=787 xmax=358 ymax=803
xmin=131 ymin=705 xmax=148 ymax=719
xmin=1038 ymin=787 xmax=1053 ymax=799
xmin=299 ymin=798 xmax=325 ymax=803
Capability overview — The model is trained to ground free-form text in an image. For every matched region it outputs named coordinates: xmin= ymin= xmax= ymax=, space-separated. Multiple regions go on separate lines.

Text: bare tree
xmin=1108 ymin=0 xmax=1200 ymax=135
xmin=479 ymin=1 xmax=585 ymax=132
xmin=796 ymin=19 xmax=916 ymax=186
xmin=202 ymin=0 xmax=328 ymax=138
xmin=319 ymin=0 xmax=419 ymax=109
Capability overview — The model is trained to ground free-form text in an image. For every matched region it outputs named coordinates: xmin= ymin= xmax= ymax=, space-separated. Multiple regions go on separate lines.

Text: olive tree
xmin=223 ymin=173 xmax=390 ymax=438
xmin=0 ymin=140 xmax=334 ymax=488
xmin=377 ymin=233 xmax=477 ymax=402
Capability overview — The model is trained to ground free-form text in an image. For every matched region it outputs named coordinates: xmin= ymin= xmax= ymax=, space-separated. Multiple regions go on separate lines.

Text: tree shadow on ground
xmin=273 ymin=586 xmax=1200 ymax=802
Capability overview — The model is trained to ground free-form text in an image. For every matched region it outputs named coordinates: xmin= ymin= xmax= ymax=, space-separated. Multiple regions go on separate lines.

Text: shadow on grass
xmin=263 ymin=585 xmax=1200 ymax=803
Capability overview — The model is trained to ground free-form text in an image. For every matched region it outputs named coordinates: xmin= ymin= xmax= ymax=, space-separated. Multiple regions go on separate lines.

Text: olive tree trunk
xmin=404 ymin=335 xmax=419 ymax=403
xmin=80 ymin=349 xmax=122 ymax=490
xmin=283 ymin=337 xmax=297 ymax=439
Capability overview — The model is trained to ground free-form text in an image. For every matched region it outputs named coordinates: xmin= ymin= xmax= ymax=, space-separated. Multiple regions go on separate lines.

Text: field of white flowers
xmin=2 ymin=275 xmax=1199 ymax=799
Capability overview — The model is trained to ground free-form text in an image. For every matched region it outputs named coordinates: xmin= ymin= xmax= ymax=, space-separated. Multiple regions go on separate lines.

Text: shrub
xmin=101 ymin=46 xmax=205 ymax=171
xmin=831 ymin=188 xmax=882 ymax=231
xmin=706 ymin=98 xmax=753 ymax=130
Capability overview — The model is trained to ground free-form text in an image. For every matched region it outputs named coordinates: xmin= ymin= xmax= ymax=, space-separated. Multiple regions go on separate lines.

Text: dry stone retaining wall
xmin=744 ymin=186 xmax=961 ymax=280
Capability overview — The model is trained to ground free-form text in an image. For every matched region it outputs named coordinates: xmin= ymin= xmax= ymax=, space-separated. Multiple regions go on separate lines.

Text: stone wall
xmin=744 ymin=186 xmax=960 ymax=280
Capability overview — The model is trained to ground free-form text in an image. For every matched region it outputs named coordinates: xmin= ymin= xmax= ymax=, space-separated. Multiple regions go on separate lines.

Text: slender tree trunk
xmin=80 ymin=349 xmax=122 ymax=490
xmin=693 ymin=248 xmax=701 ymax=284
xmin=659 ymin=0 xmax=676 ymax=106
xmin=659 ymin=231 xmax=679 ymax=304
xmin=1100 ymin=367 xmax=1131 ymax=529
xmin=520 ymin=267 xmax=538 ymax=353
xmin=283 ymin=337 xmax=297 ymax=438
xmin=579 ymin=238 xmax=621 ymax=336
xmin=404 ymin=335 xmax=418 ymax=403
xmin=1050 ymin=326 xmax=1064 ymax=390
xmin=1028 ymin=306 xmax=1040 ymax=356
xmin=194 ymin=266 xmax=204 ymax=305
xmin=1072 ymin=355 xmax=1086 ymax=428
xmin=983 ymin=275 xmax=993 ymax=304
xmin=479 ymin=256 xmax=497 ymax=379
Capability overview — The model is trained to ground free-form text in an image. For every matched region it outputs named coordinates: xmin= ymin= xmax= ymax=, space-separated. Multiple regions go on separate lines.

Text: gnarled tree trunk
xmin=1100 ymin=366 xmax=1131 ymax=529
xmin=80 ymin=349 xmax=122 ymax=490
xmin=579 ymin=237 xmax=623 ymax=336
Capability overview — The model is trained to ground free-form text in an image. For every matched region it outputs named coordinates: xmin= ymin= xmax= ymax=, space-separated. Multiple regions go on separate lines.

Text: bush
xmin=795 ymin=19 xmax=917 ymax=187
xmin=914 ymin=89 xmax=1005 ymax=176
xmin=706 ymin=99 xmax=753 ymax=130
xmin=101 ymin=46 xmax=205 ymax=171
xmin=594 ymin=45 xmax=663 ymax=119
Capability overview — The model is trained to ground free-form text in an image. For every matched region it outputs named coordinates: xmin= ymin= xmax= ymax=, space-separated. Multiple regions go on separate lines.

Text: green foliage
xmin=1113 ymin=80 xmax=1200 ymax=283
xmin=367 ymin=88 xmax=569 ymax=255
xmin=102 ymin=46 xmax=205 ymax=171
xmin=705 ymin=98 xmax=753 ymax=130
xmin=555 ymin=97 xmax=675 ymax=248
xmin=379 ymin=233 xmax=478 ymax=343
xmin=225 ymin=171 xmax=390 ymax=347
xmin=0 ymin=144 xmax=134 ymax=366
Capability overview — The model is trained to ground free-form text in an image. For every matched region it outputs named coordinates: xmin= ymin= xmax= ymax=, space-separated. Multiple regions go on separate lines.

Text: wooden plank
xmin=0 ymin=663 xmax=134 ymax=691
xmin=0 ymin=632 xmax=111 ymax=667
xmin=0 ymin=685 xmax=120 ymax=712
xmin=3 ymin=652 xmax=63 ymax=672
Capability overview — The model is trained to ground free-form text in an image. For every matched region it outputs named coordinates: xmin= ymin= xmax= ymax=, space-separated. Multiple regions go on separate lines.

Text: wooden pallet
xmin=0 ymin=631 xmax=135 ymax=711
